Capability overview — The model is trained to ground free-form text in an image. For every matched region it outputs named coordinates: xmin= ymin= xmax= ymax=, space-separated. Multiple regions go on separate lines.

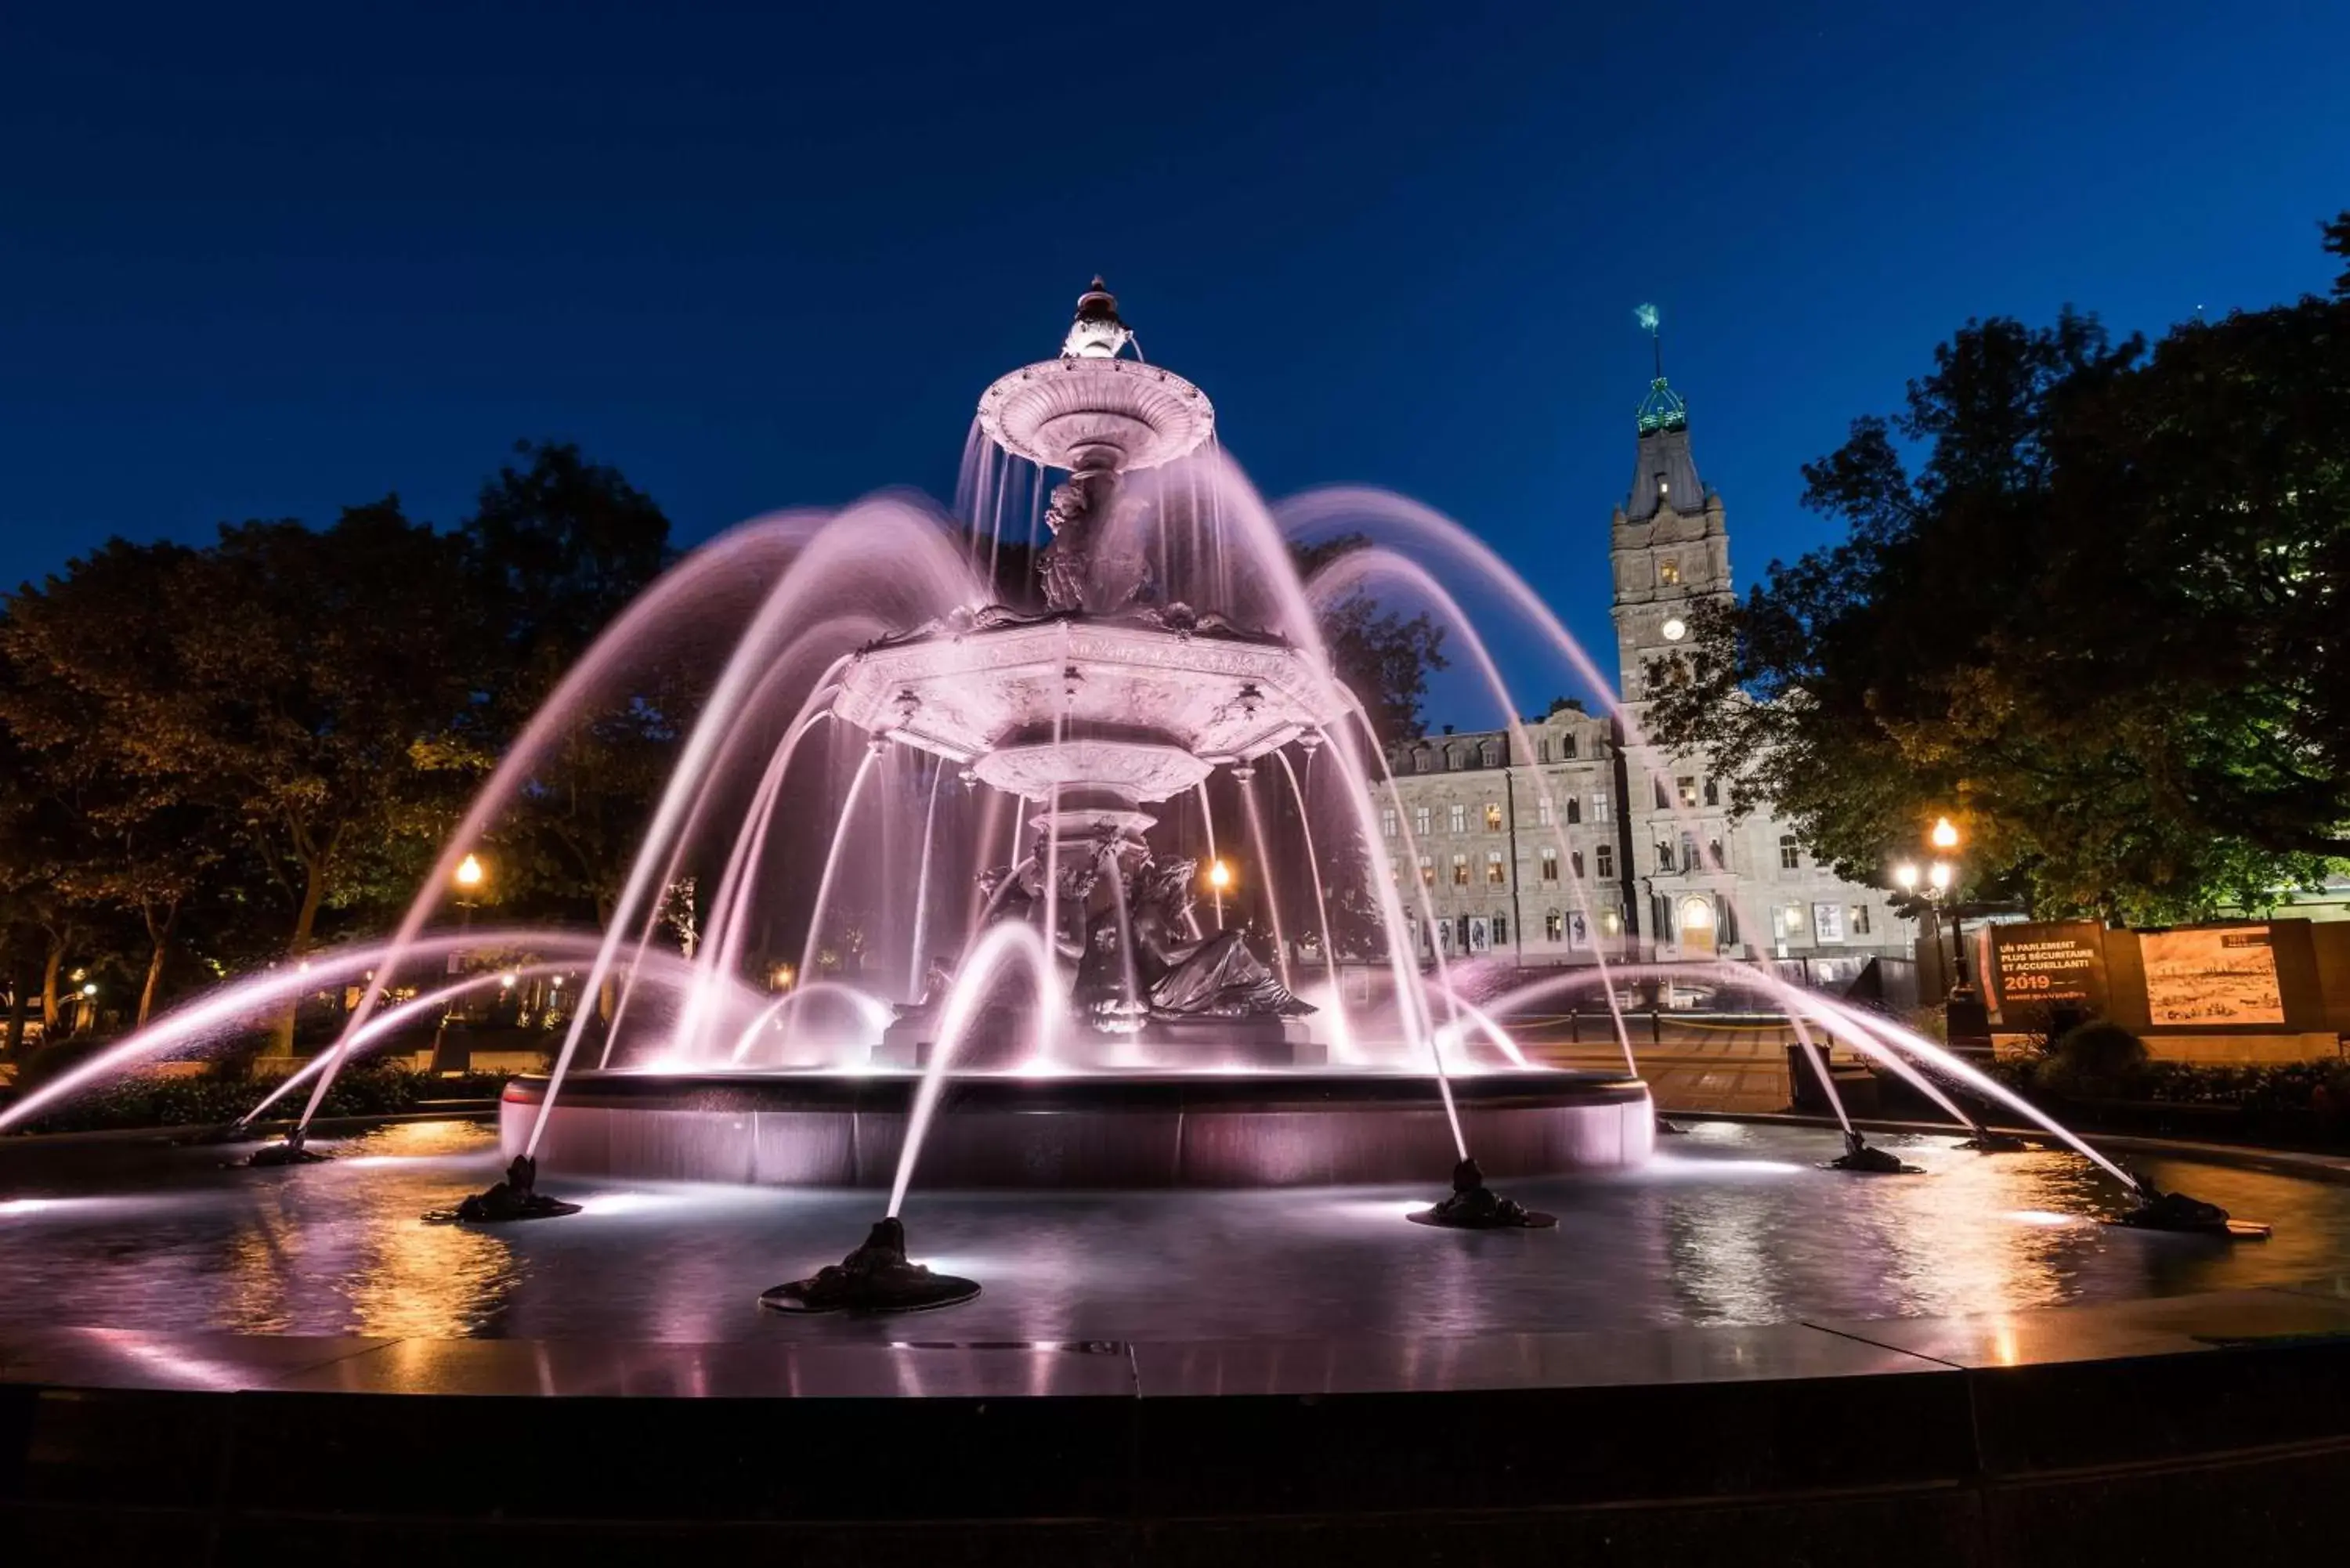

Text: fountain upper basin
xmin=977 ymin=356 xmax=1214 ymax=471
xmin=506 ymin=1068 xmax=1655 ymax=1189
xmin=833 ymin=611 xmax=1352 ymax=801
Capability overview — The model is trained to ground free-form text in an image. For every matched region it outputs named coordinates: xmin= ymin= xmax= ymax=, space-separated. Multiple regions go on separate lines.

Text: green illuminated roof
xmin=1636 ymin=376 xmax=1687 ymax=434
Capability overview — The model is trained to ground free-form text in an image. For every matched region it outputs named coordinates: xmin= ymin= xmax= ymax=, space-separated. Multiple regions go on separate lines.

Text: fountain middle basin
xmin=506 ymin=1068 xmax=1654 ymax=1188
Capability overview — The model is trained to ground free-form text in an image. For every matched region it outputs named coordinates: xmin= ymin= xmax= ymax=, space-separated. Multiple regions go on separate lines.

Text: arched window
xmin=1679 ymin=895 xmax=1716 ymax=938
xmin=1703 ymin=777 xmax=1719 ymax=806
xmin=1560 ymin=733 xmax=1578 ymax=760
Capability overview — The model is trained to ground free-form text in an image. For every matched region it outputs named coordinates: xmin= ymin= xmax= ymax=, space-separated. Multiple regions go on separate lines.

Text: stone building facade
xmin=1375 ymin=368 xmax=1914 ymax=984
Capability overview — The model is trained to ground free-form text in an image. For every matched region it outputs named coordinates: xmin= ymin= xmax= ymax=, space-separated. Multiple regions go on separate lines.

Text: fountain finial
xmin=1064 ymin=277 xmax=1132 ymax=359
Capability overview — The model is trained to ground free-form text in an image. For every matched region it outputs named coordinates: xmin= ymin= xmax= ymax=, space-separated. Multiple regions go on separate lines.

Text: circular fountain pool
xmin=3 ymin=1117 xmax=2344 ymax=1344
xmin=507 ymin=1068 xmax=1655 ymax=1189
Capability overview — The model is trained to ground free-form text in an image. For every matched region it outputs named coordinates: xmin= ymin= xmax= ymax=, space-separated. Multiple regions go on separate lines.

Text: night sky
xmin=4 ymin=1 xmax=2344 ymax=715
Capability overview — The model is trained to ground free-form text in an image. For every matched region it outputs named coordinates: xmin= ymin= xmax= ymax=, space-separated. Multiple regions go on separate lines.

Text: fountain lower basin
xmin=504 ymin=1068 xmax=1654 ymax=1189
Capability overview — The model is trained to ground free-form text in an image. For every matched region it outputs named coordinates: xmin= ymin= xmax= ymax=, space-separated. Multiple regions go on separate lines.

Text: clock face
xmin=1661 ymin=616 xmax=1687 ymax=642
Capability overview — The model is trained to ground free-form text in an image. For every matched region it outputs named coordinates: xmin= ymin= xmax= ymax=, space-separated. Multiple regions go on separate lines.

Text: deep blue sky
xmin=4 ymin=1 xmax=2345 ymax=714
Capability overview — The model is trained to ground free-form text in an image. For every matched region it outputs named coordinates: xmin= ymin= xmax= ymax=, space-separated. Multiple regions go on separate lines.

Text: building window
xmin=1539 ymin=847 xmax=1558 ymax=883
xmin=1537 ymin=797 xmax=1553 ymax=828
xmin=1813 ymin=903 xmax=1846 ymax=943
xmin=1707 ymin=838 xmax=1725 ymax=869
xmin=1538 ymin=737 xmax=1550 ymax=761
xmin=1480 ymin=741 xmax=1501 ymax=768
xmin=1380 ymin=807 xmax=1397 ymax=839
xmin=1852 ymin=903 xmax=1872 ymax=936
xmin=1560 ymin=733 xmax=1578 ymax=760
xmin=1595 ymin=844 xmax=1614 ymax=878
xmin=1418 ymin=855 xmax=1434 ymax=888
xmin=1567 ymin=797 xmax=1582 ymax=825
xmin=1781 ymin=905 xmax=1805 ymax=935
xmin=1413 ymin=749 xmax=1430 ymax=773
xmin=1413 ymin=806 xmax=1432 ymax=838
xmin=1703 ymin=778 xmax=1719 ymax=806
xmin=1591 ymin=791 xmax=1611 ymax=824
xmin=1655 ymin=840 xmax=1675 ymax=872
xmin=1658 ymin=558 xmax=1681 ymax=586
xmin=1446 ymin=746 xmax=1465 ymax=771
xmin=1571 ymin=850 xmax=1585 ymax=879
xmin=1778 ymin=835 xmax=1800 ymax=871
xmin=1492 ymin=915 xmax=1509 ymax=946
xmin=1679 ymin=832 xmax=1698 ymax=869
xmin=1545 ymin=910 xmax=1564 ymax=942
xmin=1653 ymin=776 xmax=1671 ymax=810
xmin=1677 ymin=775 xmax=1699 ymax=808
xmin=1484 ymin=803 xmax=1502 ymax=833
xmin=1448 ymin=804 xmax=1466 ymax=834
xmin=1652 ymin=894 xmax=1672 ymax=938
xmin=1452 ymin=854 xmax=1470 ymax=887
xmin=1486 ymin=850 xmax=1506 ymax=885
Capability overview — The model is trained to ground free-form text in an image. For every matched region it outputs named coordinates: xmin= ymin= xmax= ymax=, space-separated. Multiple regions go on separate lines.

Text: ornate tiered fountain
xmin=841 ymin=282 xmax=1338 ymax=1065
xmin=496 ymin=283 xmax=1659 ymax=1212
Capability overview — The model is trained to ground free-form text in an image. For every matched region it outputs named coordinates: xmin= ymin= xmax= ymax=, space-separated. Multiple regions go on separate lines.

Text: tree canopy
xmin=1649 ymin=212 xmax=2350 ymax=923
xmin=0 ymin=443 xmax=675 ymax=1041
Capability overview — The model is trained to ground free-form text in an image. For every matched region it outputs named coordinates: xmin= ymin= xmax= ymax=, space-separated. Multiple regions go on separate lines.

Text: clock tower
xmin=1609 ymin=309 xmax=1734 ymax=959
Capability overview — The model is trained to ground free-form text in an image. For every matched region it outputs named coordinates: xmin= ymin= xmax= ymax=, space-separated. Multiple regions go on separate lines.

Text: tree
xmin=1650 ymin=221 xmax=2350 ymax=923
xmin=447 ymin=442 xmax=680 ymax=927
xmin=2 ymin=507 xmax=478 ymax=1048
xmin=1290 ymin=533 xmax=1449 ymax=746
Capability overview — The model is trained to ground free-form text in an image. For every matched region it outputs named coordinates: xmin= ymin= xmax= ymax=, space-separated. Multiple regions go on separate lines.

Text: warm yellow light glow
xmin=1929 ymin=861 xmax=1954 ymax=891
xmin=1930 ymin=816 xmax=1960 ymax=851
xmin=454 ymin=853 xmax=486 ymax=889
xmin=1893 ymin=862 xmax=1921 ymax=891
xmin=771 ymin=963 xmax=797 ymax=992
xmin=1207 ymin=859 xmax=1234 ymax=891
xmin=79 ymin=982 xmax=98 ymax=998
xmin=499 ymin=970 xmax=519 ymax=989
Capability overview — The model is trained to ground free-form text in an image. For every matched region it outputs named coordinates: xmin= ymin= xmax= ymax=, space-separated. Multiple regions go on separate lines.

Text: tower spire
xmin=1625 ymin=302 xmax=1700 ymax=519
xmin=1632 ymin=302 xmax=1687 ymax=435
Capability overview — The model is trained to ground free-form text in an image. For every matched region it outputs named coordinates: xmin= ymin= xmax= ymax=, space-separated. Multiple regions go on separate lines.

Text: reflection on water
xmin=1 ymin=1118 xmax=2345 ymax=1344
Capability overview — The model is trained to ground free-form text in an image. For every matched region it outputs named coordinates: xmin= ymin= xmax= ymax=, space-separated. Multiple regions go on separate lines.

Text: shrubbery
xmin=2033 ymin=1019 xmax=2152 ymax=1097
xmin=2 ymin=1065 xmax=513 ymax=1135
xmin=1976 ymin=1021 xmax=2350 ymax=1146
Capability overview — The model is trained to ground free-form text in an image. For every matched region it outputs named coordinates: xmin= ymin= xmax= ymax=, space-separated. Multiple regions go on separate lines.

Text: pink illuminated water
xmin=5 ymin=363 xmax=2162 ymax=1227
